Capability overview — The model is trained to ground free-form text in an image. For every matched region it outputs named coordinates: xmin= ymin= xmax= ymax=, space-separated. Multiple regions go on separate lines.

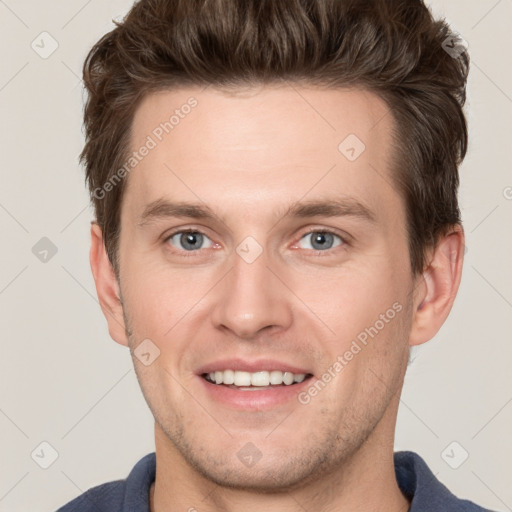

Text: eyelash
xmin=162 ymin=227 xmax=349 ymax=258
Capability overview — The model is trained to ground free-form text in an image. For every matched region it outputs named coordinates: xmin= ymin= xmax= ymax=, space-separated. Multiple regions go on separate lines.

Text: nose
xmin=210 ymin=246 xmax=293 ymax=340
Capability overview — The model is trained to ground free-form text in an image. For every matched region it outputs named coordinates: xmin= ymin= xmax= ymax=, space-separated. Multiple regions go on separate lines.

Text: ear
xmin=89 ymin=222 xmax=129 ymax=347
xmin=409 ymin=225 xmax=465 ymax=347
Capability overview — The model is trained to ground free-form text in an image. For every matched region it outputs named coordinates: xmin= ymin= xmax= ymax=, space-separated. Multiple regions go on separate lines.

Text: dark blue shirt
xmin=57 ymin=451 xmax=496 ymax=511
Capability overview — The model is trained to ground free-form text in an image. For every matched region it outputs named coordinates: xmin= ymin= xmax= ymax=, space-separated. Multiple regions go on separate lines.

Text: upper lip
xmin=196 ymin=358 xmax=312 ymax=375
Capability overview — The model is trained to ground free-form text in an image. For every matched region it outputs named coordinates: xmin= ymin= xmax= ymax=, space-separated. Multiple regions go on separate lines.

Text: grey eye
xmin=298 ymin=231 xmax=342 ymax=251
xmin=168 ymin=231 xmax=213 ymax=251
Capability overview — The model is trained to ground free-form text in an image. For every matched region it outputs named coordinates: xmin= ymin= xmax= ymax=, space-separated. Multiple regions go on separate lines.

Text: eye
xmin=297 ymin=230 xmax=344 ymax=251
xmin=165 ymin=230 xmax=214 ymax=252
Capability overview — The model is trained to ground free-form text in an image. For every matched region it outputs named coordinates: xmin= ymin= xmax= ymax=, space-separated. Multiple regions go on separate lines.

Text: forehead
xmin=124 ymin=84 xmax=400 ymax=224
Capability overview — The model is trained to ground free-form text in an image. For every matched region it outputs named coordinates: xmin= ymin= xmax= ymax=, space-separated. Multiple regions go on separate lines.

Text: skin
xmin=90 ymin=84 xmax=464 ymax=512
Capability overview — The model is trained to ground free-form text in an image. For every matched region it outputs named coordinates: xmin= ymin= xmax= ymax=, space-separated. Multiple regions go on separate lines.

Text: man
xmin=58 ymin=0 xmax=494 ymax=510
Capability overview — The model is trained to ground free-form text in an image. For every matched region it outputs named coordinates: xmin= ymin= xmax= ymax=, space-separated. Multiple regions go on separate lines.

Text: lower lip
xmin=198 ymin=375 xmax=314 ymax=410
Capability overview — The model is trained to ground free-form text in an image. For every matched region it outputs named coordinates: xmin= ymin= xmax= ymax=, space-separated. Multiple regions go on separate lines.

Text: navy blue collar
xmin=119 ymin=451 xmax=493 ymax=511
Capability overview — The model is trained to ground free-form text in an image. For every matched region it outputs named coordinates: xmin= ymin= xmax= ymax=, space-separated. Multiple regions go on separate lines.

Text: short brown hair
xmin=81 ymin=0 xmax=469 ymax=277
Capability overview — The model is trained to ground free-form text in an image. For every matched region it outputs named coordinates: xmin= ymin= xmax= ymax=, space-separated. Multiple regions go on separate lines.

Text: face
xmin=115 ymin=84 xmax=417 ymax=490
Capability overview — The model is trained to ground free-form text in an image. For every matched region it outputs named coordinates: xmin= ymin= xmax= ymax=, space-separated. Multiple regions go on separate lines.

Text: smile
xmin=203 ymin=370 xmax=312 ymax=388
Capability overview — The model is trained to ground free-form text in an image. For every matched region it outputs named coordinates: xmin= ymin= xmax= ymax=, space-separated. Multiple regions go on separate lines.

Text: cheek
xmin=316 ymin=298 xmax=410 ymax=413
xmin=310 ymin=268 xmax=410 ymax=386
xmin=314 ymin=265 xmax=402 ymax=330
xmin=121 ymin=259 xmax=200 ymax=333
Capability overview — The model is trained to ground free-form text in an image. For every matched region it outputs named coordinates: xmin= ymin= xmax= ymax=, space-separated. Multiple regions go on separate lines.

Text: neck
xmin=149 ymin=399 xmax=410 ymax=512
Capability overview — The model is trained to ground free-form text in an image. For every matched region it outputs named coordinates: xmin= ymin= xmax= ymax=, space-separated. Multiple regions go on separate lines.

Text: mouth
xmin=202 ymin=370 xmax=314 ymax=390
xmin=196 ymin=359 xmax=316 ymax=409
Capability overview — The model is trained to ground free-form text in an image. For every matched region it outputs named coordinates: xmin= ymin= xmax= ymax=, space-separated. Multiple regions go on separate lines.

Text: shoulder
xmin=56 ymin=452 xmax=156 ymax=512
xmin=394 ymin=451 xmax=497 ymax=512
xmin=56 ymin=480 xmax=125 ymax=512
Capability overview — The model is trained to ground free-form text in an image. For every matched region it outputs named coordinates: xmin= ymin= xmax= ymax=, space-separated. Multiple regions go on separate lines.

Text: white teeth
xmin=251 ymin=371 xmax=270 ymax=386
xmin=223 ymin=369 xmax=235 ymax=385
xmin=234 ymin=371 xmax=252 ymax=386
xmin=283 ymin=372 xmax=294 ymax=385
xmin=205 ymin=369 xmax=308 ymax=386
xmin=269 ymin=370 xmax=283 ymax=385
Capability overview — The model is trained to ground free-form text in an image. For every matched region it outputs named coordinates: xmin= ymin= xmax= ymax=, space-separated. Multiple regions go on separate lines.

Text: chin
xmin=165 ymin=422 xmax=363 ymax=493
xmin=187 ymin=457 xmax=324 ymax=493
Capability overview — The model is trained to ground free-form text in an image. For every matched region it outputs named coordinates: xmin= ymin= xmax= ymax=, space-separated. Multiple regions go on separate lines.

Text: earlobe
xmin=409 ymin=226 xmax=465 ymax=347
xmin=89 ymin=222 xmax=129 ymax=347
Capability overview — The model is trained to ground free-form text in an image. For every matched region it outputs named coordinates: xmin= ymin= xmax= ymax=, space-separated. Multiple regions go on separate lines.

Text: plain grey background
xmin=0 ymin=0 xmax=511 ymax=510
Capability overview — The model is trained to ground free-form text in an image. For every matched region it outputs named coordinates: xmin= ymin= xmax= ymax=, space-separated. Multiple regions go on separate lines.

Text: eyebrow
xmin=137 ymin=197 xmax=377 ymax=227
